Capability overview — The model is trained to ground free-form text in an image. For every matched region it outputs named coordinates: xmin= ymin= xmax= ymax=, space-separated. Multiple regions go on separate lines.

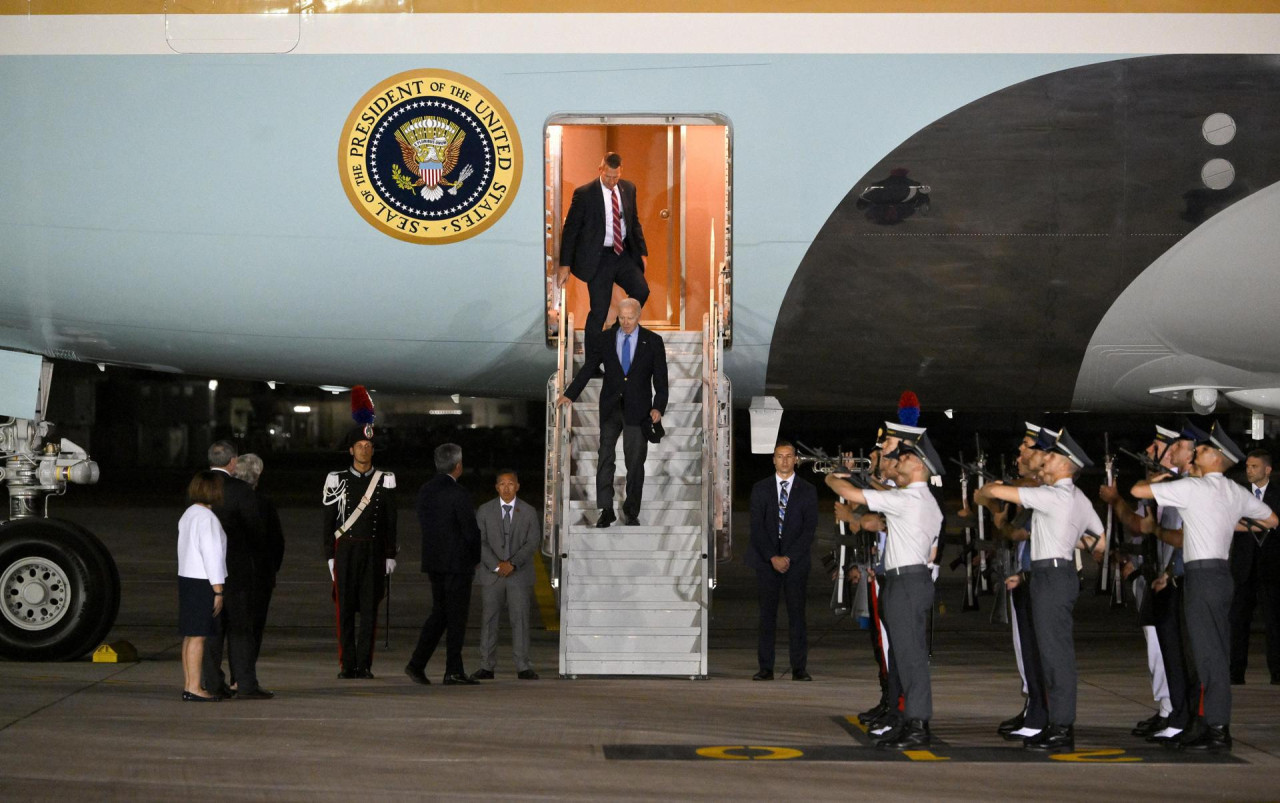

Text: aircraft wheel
xmin=0 ymin=519 xmax=120 ymax=661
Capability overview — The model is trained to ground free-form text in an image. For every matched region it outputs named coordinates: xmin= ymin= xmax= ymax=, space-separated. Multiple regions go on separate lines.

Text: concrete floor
xmin=3 ymin=505 xmax=1279 ymax=800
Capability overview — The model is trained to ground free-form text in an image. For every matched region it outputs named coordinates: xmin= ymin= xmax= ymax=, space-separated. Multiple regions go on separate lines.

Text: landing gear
xmin=0 ymin=519 xmax=120 ymax=661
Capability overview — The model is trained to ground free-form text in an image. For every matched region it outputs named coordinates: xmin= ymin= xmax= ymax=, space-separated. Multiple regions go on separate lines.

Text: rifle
xmin=957 ymin=450 xmax=979 ymax=612
xmin=1100 ymin=433 xmax=1123 ymax=607
xmin=974 ymin=435 xmax=991 ymax=597
xmin=1119 ymin=447 xmax=1166 ymax=477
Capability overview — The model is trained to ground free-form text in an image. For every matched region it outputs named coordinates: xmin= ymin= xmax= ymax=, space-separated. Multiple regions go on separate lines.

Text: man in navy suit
xmin=555 ymin=152 xmax=649 ymax=355
xmin=746 ymin=441 xmax=818 ymax=681
xmin=559 ymin=297 xmax=667 ymax=528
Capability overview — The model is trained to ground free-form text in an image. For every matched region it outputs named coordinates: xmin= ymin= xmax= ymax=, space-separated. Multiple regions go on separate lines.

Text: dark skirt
xmin=178 ymin=575 xmax=218 ymax=637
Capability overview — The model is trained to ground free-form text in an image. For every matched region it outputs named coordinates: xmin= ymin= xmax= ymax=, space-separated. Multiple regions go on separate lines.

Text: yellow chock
xmin=92 ymin=641 xmax=139 ymax=663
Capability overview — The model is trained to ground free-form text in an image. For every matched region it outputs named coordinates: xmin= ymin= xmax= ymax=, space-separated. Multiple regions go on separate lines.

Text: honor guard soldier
xmin=829 ymin=428 xmax=944 ymax=748
xmin=1132 ymin=421 xmax=1277 ymax=750
xmin=977 ymin=428 xmax=1104 ymax=751
xmin=323 ymin=425 xmax=398 ymax=679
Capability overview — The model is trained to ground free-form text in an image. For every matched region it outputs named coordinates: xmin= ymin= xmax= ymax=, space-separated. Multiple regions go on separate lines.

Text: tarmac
xmin=3 ymin=504 xmax=1279 ymax=801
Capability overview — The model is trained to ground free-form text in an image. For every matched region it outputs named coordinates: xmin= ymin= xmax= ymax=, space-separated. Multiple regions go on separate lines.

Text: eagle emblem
xmin=392 ymin=116 xmax=474 ymax=202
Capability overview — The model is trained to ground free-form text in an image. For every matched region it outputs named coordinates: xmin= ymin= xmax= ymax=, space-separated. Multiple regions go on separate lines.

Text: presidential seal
xmin=339 ymin=70 xmax=522 ymax=244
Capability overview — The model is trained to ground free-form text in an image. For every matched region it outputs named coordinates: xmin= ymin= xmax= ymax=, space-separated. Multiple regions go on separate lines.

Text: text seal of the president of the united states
xmin=339 ymin=70 xmax=522 ymax=244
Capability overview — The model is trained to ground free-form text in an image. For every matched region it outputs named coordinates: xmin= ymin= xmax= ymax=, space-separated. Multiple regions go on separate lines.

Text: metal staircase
xmin=543 ymin=289 xmax=731 ymax=678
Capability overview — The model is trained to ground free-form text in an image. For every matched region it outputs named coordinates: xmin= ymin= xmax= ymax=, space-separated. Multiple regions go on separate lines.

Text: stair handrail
xmin=543 ymin=292 xmax=573 ymax=592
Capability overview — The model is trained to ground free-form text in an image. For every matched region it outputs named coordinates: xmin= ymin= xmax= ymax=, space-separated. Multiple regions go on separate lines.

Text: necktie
xmin=611 ymin=188 xmax=624 ymax=255
xmin=778 ymin=480 xmax=789 ymax=542
xmin=502 ymin=504 xmax=513 ymax=558
xmin=1256 ymin=487 xmax=1263 ymax=500
xmin=621 ymin=332 xmax=632 ymax=374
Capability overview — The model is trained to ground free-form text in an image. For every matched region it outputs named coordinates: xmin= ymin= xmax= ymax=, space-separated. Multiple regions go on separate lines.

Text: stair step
xmin=565 ymin=555 xmax=703 ymax=577
xmin=573 ymin=428 xmax=703 ymax=451
xmin=564 ymin=633 xmax=701 ymax=652
xmin=568 ymin=509 xmax=702 ymax=527
xmin=563 ymin=609 xmax=702 ymax=628
xmin=573 ymin=454 xmax=701 ymax=477
xmin=571 ymin=407 xmax=701 ymax=429
xmin=563 ymin=656 xmax=704 ymax=675
xmin=569 ymin=479 xmax=701 ymax=502
xmin=568 ymin=531 xmax=701 ymax=552
xmin=575 ymin=382 xmax=701 ymax=405
xmin=565 ymin=580 xmax=701 ymax=603
xmin=568 ymin=525 xmax=700 ymax=536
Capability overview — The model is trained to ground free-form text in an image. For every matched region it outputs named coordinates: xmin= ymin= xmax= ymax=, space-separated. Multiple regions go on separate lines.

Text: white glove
xmin=385 ymin=558 xmax=397 ymax=575
xmin=328 ymin=558 xmax=335 ymax=581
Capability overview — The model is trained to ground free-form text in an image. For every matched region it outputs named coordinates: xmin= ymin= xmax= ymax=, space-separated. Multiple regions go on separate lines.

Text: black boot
xmin=858 ymin=701 xmax=889 ymax=725
xmin=1180 ymin=723 xmax=1231 ymax=751
xmin=1131 ymin=712 xmax=1167 ymax=737
xmin=997 ymin=704 xmax=1028 ymax=736
xmin=1024 ymin=723 xmax=1074 ymax=751
xmin=881 ymin=719 xmax=932 ymax=749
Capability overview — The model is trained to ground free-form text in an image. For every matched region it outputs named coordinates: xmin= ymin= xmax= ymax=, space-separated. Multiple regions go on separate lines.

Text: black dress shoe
xmin=404 ymin=664 xmax=431 ymax=685
xmin=792 ymin=670 xmax=812 ymax=681
xmin=752 ymin=669 xmax=774 ymax=681
xmin=880 ymin=719 xmax=931 ymax=749
xmin=871 ymin=718 xmax=905 ymax=745
xmin=858 ymin=702 xmax=889 ymax=725
xmin=182 ymin=691 xmax=221 ymax=702
xmin=208 ymin=684 xmax=235 ymax=699
xmin=1230 ymin=674 xmax=1245 ymax=685
xmin=443 ymin=673 xmax=480 ymax=686
xmin=469 ymin=669 xmax=495 ymax=681
xmin=595 ymin=509 xmax=616 ymax=528
xmin=997 ymin=707 xmax=1027 ymax=736
xmin=1272 ymin=673 xmax=1280 ymax=686
xmin=1131 ymin=713 xmax=1168 ymax=737
xmin=517 ymin=669 xmax=540 ymax=680
xmin=355 ymin=668 xmax=375 ymax=679
xmin=237 ymin=688 xmax=275 ymax=700
xmin=337 ymin=669 xmax=357 ymax=679
xmin=1180 ymin=723 xmax=1231 ymax=751
xmin=1024 ymin=723 xmax=1074 ymax=751
xmin=622 ymin=513 xmax=640 ymax=526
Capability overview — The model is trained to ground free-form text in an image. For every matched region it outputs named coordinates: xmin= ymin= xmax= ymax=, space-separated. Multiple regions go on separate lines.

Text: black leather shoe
xmin=792 ymin=670 xmax=812 ymax=681
xmin=236 ymin=688 xmax=275 ymax=700
xmin=404 ymin=664 xmax=431 ymax=685
xmin=182 ymin=691 xmax=221 ymax=702
xmin=871 ymin=718 xmax=905 ymax=745
xmin=997 ymin=707 xmax=1027 ymax=736
xmin=858 ymin=702 xmax=888 ymax=725
xmin=1131 ymin=713 xmax=1168 ymax=737
xmin=209 ymin=684 xmax=235 ymax=699
xmin=517 ymin=669 xmax=540 ymax=680
xmin=752 ymin=669 xmax=774 ymax=681
xmin=469 ymin=669 xmax=495 ymax=681
xmin=621 ymin=513 xmax=640 ymax=526
xmin=337 ymin=669 xmax=357 ymax=679
xmin=1180 ymin=723 xmax=1231 ymax=751
xmin=880 ymin=719 xmax=931 ymax=749
xmin=1024 ymin=723 xmax=1074 ymax=751
xmin=595 ymin=509 xmax=616 ymax=528
xmin=1230 ymin=674 xmax=1245 ymax=685
xmin=355 ymin=668 xmax=375 ymax=679
xmin=443 ymin=673 xmax=480 ymax=686
xmin=1272 ymin=673 xmax=1280 ymax=686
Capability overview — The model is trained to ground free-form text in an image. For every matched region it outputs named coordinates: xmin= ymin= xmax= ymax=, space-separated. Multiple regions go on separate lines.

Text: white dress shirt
xmin=599 ymin=180 xmax=626 ymax=248
xmin=862 ymin=482 xmax=943 ymax=570
xmin=1150 ymin=473 xmax=1273 ymax=562
xmin=1018 ymin=478 xmax=1105 ymax=562
xmin=177 ymin=504 xmax=228 ymax=584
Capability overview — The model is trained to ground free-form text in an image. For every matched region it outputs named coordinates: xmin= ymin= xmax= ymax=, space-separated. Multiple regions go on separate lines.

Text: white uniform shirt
xmin=1150 ymin=473 xmax=1273 ymax=562
xmin=177 ymin=504 xmax=228 ymax=584
xmin=1018 ymin=478 xmax=1105 ymax=562
xmin=862 ymin=482 xmax=943 ymax=570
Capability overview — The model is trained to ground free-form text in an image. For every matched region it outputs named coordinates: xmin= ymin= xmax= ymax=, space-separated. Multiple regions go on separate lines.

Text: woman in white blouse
xmin=178 ymin=471 xmax=228 ymax=702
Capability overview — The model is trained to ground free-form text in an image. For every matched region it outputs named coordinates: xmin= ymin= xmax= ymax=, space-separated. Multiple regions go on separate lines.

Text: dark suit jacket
xmin=416 ymin=473 xmax=481 ymax=575
xmin=564 ymin=323 xmax=668 ymax=427
xmin=1232 ymin=480 xmax=1280 ymax=580
xmin=746 ymin=474 xmax=818 ymax=572
xmin=211 ymin=469 xmax=267 ymax=585
xmin=559 ymin=178 xmax=647 ymax=283
xmin=476 ymin=496 xmax=539 ymax=588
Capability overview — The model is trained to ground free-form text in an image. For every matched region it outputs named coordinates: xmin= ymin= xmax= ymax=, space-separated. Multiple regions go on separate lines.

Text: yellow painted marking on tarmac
xmin=696 ymin=745 xmax=804 ymax=760
xmin=1050 ymin=749 xmax=1141 ymax=763
xmin=844 ymin=715 xmax=870 ymax=734
xmin=532 ymin=553 xmax=559 ymax=633
xmin=902 ymin=750 xmax=951 ymax=761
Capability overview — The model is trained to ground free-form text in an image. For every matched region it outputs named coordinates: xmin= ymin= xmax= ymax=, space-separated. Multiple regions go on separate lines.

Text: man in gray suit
xmin=469 ymin=470 xmax=540 ymax=681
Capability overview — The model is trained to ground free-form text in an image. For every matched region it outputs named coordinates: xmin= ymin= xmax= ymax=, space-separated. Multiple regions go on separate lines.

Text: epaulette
xmin=382 ymin=471 xmax=396 ymax=490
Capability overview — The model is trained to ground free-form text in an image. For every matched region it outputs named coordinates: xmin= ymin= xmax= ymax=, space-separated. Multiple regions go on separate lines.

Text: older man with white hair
xmin=559 ymin=297 xmax=668 ymax=528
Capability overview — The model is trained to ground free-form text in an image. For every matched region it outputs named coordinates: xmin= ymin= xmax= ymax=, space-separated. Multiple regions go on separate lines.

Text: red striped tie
xmin=611 ymin=188 xmax=624 ymax=255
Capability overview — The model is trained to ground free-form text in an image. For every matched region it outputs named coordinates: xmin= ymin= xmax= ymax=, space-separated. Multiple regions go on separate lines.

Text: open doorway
xmin=544 ymin=115 xmax=731 ymax=344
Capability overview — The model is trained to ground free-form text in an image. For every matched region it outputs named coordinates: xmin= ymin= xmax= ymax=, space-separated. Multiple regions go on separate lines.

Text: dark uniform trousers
xmin=334 ymin=537 xmax=385 ymax=672
xmin=597 ymin=396 xmax=648 ymax=519
xmin=409 ymin=572 xmax=474 ymax=677
xmin=1185 ymin=559 xmax=1234 ymax=725
xmin=1030 ymin=560 xmax=1079 ymax=725
xmin=204 ymin=574 xmax=259 ymax=693
xmin=1152 ymin=579 xmax=1197 ymax=729
xmin=755 ymin=565 xmax=808 ymax=673
xmin=881 ymin=565 xmax=934 ymax=721
xmin=870 ymin=573 xmax=903 ymax=709
xmin=1011 ymin=581 xmax=1049 ymax=729
xmin=1228 ymin=530 xmax=1280 ymax=680
xmin=583 ymin=248 xmax=649 ymax=357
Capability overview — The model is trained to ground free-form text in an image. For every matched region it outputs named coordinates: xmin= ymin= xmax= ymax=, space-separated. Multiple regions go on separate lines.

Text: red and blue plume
xmin=351 ymin=385 xmax=375 ymax=426
xmin=897 ymin=391 xmax=920 ymax=426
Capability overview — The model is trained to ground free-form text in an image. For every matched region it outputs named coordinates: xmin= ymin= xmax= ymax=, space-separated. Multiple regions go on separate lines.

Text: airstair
xmin=543 ymin=292 xmax=731 ymax=678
